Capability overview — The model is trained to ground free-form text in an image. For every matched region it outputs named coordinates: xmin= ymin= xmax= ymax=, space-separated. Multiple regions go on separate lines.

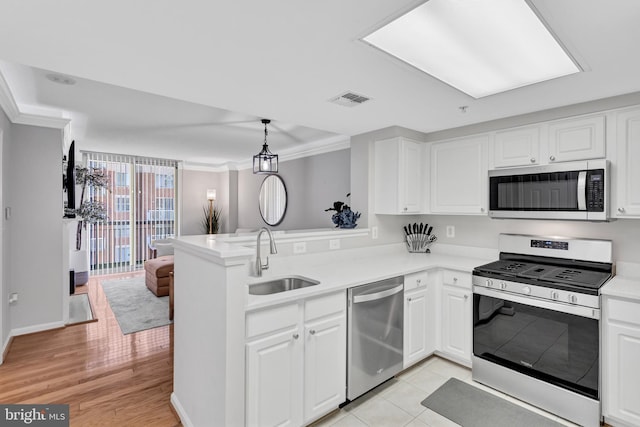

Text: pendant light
xmin=253 ymin=119 xmax=279 ymax=174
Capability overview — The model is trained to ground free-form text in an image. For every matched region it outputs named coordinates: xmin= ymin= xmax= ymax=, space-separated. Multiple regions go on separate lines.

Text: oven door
xmin=472 ymin=286 xmax=600 ymax=400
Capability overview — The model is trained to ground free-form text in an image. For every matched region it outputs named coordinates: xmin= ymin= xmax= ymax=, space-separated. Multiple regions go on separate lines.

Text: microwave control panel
xmin=586 ymin=169 xmax=605 ymax=212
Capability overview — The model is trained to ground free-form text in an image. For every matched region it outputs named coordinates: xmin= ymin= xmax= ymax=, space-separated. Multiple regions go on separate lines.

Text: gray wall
xmin=180 ymin=169 xmax=233 ymax=235
xmin=237 ymin=149 xmax=351 ymax=231
xmin=0 ymin=108 xmax=9 ymax=353
xmin=6 ymin=124 xmax=64 ymax=331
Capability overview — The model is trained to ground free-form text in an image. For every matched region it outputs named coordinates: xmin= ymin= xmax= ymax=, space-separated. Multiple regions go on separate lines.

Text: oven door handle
xmin=473 ymin=286 xmax=600 ymax=319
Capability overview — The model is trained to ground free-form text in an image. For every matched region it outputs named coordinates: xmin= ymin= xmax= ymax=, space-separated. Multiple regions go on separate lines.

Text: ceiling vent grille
xmin=329 ymin=91 xmax=371 ymax=107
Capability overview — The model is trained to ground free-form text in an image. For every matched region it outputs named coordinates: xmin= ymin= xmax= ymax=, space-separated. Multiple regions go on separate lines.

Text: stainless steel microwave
xmin=488 ymin=159 xmax=609 ymax=221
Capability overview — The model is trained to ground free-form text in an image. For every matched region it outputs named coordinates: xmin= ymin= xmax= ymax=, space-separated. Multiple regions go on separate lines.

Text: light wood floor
xmin=0 ymin=272 xmax=181 ymax=427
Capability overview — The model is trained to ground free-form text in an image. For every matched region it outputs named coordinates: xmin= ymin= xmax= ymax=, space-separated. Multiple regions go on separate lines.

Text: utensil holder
xmin=405 ymin=234 xmax=437 ymax=253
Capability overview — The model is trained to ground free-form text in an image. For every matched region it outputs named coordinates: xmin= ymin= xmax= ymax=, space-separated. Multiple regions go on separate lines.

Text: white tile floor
xmin=311 ymin=356 xmax=580 ymax=427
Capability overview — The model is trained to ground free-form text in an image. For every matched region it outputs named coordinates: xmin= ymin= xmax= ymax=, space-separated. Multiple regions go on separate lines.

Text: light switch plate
xmin=371 ymin=226 xmax=378 ymax=239
xmin=293 ymin=242 xmax=307 ymax=254
xmin=446 ymin=225 xmax=455 ymax=238
xmin=329 ymin=239 xmax=340 ymax=250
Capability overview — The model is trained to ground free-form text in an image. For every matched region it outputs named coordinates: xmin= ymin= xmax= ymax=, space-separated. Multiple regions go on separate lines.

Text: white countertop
xmin=245 ymin=243 xmax=496 ymax=311
xmin=601 ymin=261 xmax=640 ymax=300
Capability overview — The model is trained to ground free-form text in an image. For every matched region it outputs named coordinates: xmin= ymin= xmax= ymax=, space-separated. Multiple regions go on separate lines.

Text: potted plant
xmin=65 ymin=165 xmax=109 ymax=286
xmin=325 ymin=193 xmax=361 ymax=228
xmin=202 ymin=205 xmax=223 ymax=234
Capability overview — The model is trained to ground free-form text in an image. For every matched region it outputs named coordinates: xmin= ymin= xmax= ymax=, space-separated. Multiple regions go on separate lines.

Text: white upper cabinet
xmin=547 ymin=114 xmax=605 ymax=163
xmin=493 ymin=126 xmax=540 ymax=168
xmin=374 ymin=137 xmax=425 ymax=214
xmin=431 ymin=135 xmax=488 ymax=215
xmin=614 ymin=107 xmax=640 ymax=217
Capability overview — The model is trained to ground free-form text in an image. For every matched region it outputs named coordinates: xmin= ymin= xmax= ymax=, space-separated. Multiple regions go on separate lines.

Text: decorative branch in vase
xmin=325 ymin=193 xmax=361 ymax=228
xmin=65 ymin=165 xmax=109 ymax=250
xmin=202 ymin=205 xmax=222 ymax=234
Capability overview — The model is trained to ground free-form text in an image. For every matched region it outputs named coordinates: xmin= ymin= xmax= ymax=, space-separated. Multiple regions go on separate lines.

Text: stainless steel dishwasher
xmin=347 ymin=276 xmax=404 ymax=400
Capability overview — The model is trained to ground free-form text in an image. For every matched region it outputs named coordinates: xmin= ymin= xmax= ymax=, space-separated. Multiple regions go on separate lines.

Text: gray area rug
xmin=421 ymin=378 xmax=563 ymax=427
xmin=101 ymin=276 xmax=171 ymax=335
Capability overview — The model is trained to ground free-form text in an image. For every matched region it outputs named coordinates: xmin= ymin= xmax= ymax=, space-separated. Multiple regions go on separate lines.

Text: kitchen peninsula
xmin=169 ymin=230 xmax=495 ymax=427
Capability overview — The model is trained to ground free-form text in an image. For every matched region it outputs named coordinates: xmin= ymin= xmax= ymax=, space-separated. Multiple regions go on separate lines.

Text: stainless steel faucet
xmin=255 ymin=227 xmax=277 ymax=276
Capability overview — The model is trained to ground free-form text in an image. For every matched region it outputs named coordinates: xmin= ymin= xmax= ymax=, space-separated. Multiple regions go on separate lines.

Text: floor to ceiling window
xmin=84 ymin=152 xmax=177 ymax=274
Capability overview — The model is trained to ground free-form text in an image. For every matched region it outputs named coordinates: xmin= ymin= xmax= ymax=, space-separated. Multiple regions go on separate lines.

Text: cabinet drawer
xmin=606 ymin=297 xmax=640 ymax=325
xmin=405 ymin=270 xmax=429 ymax=291
xmin=442 ymin=270 xmax=471 ymax=289
xmin=305 ymin=291 xmax=345 ymax=321
xmin=246 ymin=303 xmax=299 ymax=339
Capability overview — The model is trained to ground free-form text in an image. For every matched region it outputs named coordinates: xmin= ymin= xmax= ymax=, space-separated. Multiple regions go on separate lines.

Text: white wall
xmin=237 ymin=149 xmax=351 ymax=231
xmin=7 ymin=124 xmax=64 ymax=333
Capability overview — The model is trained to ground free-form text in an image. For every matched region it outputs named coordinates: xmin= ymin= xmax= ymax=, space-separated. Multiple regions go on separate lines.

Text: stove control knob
xmin=485 ymin=279 xmax=493 ymax=288
xmin=522 ymin=286 xmax=531 ymax=295
xmin=551 ymin=291 xmax=559 ymax=300
xmin=568 ymin=294 xmax=578 ymax=304
xmin=500 ymin=282 xmax=507 ymax=290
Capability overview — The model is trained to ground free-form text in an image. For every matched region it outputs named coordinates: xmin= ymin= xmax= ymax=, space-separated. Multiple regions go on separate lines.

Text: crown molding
xmin=180 ymin=160 xmax=239 ymax=172
xmin=0 ymin=69 xmax=70 ymax=129
xmin=235 ymin=135 xmax=351 ymax=170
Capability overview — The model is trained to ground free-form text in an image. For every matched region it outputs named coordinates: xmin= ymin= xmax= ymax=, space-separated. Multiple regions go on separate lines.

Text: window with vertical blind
xmin=84 ymin=152 xmax=177 ymax=275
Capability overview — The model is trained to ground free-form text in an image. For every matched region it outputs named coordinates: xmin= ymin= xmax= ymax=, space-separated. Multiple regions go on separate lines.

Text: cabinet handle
xmin=293 ymin=333 xmax=299 ymax=340
xmin=480 ymin=208 xmax=485 ymax=212
xmin=464 ymin=294 xmax=469 ymax=300
xmin=416 ymin=279 xmax=421 ymax=285
xmin=530 ymin=158 xmax=536 ymax=163
xmin=403 ymin=207 xmax=408 ymax=211
xmin=309 ymin=330 xmax=316 ymax=335
xmin=407 ymin=297 xmax=412 ymax=302
xmin=618 ymin=207 xmax=625 ymax=213
xmin=453 ymin=277 xmax=458 ymax=282
xmin=549 ymin=155 xmax=556 ymax=161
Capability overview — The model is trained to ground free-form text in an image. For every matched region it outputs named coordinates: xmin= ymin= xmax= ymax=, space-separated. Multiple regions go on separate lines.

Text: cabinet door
xmin=431 ymin=136 xmax=488 ymax=215
xmin=604 ymin=322 xmax=640 ymax=426
xmin=493 ymin=126 xmax=540 ymax=167
xmin=615 ymin=108 xmax=640 ymax=217
xmin=404 ymin=287 xmax=428 ymax=368
xmin=548 ymin=114 xmax=605 ymax=163
xmin=304 ymin=314 xmax=346 ymax=424
xmin=246 ymin=327 xmax=303 ymax=427
xmin=399 ymin=140 xmax=422 ymax=213
xmin=374 ymin=137 xmax=424 ymax=214
xmin=440 ymin=285 xmax=471 ymax=364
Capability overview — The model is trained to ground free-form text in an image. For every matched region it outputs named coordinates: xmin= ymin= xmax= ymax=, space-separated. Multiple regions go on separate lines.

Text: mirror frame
xmin=258 ymin=174 xmax=288 ymax=226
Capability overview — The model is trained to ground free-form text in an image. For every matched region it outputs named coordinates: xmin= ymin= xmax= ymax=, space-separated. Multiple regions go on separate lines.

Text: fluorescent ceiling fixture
xmin=363 ymin=0 xmax=580 ymax=98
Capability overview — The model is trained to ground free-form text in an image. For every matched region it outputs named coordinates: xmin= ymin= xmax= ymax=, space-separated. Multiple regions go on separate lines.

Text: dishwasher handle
xmin=353 ymin=284 xmax=404 ymax=304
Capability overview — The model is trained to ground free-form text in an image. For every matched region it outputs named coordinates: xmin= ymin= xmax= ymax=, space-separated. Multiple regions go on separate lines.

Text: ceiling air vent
xmin=329 ymin=91 xmax=371 ymax=107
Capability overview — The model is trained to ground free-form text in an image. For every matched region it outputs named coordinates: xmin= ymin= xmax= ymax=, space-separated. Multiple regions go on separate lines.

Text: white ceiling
xmin=1 ymin=0 xmax=639 ymax=166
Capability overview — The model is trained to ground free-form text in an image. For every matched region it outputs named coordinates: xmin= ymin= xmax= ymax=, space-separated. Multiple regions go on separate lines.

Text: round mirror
xmin=259 ymin=175 xmax=287 ymax=226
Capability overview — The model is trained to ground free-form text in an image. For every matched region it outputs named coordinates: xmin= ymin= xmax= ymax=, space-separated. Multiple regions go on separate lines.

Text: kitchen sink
xmin=249 ymin=276 xmax=320 ymax=295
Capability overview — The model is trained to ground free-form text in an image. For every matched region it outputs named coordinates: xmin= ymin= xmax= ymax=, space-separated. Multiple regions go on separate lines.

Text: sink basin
xmin=249 ymin=276 xmax=320 ymax=295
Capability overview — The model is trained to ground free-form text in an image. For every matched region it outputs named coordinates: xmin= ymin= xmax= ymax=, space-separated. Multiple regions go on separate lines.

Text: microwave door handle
xmin=577 ymin=171 xmax=587 ymax=211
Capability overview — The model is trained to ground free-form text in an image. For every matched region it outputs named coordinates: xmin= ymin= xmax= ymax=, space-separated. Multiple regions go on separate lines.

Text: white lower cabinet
xmin=603 ymin=295 xmax=640 ymax=427
xmin=439 ymin=271 xmax=472 ymax=366
xmin=403 ymin=271 xmax=436 ymax=368
xmin=245 ymin=291 xmax=346 ymax=427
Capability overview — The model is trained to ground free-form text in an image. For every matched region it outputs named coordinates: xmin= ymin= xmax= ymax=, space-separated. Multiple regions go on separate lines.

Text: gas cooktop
xmin=474 ymin=259 xmax=611 ymax=291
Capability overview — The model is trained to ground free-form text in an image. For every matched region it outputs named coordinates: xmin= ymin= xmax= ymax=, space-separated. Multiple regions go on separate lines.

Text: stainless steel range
xmin=472 ymin=234 xmax=613 ymax=427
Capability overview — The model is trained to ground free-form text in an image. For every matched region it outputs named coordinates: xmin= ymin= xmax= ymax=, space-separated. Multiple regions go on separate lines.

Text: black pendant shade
xmin=253 ymin=119 xmax=278 ymax=174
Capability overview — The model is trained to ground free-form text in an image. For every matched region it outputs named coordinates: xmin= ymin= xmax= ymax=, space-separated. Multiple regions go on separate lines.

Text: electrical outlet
xmin=329 ymin=239 xmax=340 ymax=250
xmin=446 ymin=225 xmax=455 ymax=238
xmin=8 ymin=292 xmax=18 ymax=304
xmin=293 ymin=242 xmax=307 ymax=254
xmin=371 ymin=226 xmax=378 ymax=239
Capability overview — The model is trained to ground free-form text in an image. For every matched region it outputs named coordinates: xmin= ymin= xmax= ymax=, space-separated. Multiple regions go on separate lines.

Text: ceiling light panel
xmin=363 ymin=0 xmax=580 ymax=98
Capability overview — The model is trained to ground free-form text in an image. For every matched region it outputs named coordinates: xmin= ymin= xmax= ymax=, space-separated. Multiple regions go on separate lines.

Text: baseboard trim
xmin=171 ymin=392 xmax=194 ymax=427
xmin=1 ymin=335 xmax=14 ymax=364
xmin=11 ymin=321 xmax=66 ymax=337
